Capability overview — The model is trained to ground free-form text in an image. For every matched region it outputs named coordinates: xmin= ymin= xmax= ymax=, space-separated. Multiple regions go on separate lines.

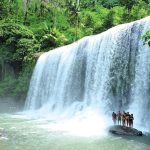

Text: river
xmin=0 ymin=113 xmax=150 ymax=150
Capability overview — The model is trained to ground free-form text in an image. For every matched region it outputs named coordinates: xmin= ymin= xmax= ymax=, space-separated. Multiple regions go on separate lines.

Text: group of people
xmin=112 ymin=111 xmax=134 ymax=127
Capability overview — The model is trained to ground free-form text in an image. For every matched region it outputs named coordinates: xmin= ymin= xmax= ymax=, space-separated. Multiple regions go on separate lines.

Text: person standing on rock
xmin=112 ymin=112 xmax=117 ymax=125
xmin=122 ymin=111 xmax=126 ymax=126
xmin=129 ymin=114 xmax=134 ymax=127
xmin=117 ymin=111 xmax=122 ymax=125
xmin=126 ymin=112 xmax=130 ymax=127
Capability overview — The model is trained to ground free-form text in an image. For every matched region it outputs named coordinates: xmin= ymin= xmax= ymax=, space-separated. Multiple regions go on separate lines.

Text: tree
xmin=99 ymin=0 xmax=118 ymax=8
xmin=0 ymin=0 xmax=19 ymax=20
xmin=117 ymin=0 xmax=138 ymax=12
xmin=39 ymin=0 xmax=49 ymax=17
xmin=66 ymin=0 xmax=81 ymax=40
xmin=24 ymin=0 xmax=30 ymax=23
xmin=0 ymin=0 xmax=8 ymax=19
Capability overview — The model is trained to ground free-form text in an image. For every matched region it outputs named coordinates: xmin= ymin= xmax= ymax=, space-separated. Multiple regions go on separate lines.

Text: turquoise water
xmin=0 ymin=114 xmax=150 ymax=150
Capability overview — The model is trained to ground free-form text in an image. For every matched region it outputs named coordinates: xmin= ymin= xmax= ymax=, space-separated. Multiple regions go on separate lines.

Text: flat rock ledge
xmin=109 ymin=125 xmax=143 ymax=136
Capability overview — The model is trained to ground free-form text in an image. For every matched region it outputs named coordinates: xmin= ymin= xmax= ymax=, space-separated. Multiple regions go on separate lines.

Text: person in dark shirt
xmin=126 ymin=112 xmax=130 ymax=127
xmin=129 ymin=114 xmax=134 ymax=127
xmin=112 ymin=112 xmax=117 ymax=125
xmin=122 ymin=111 xmax=126 ymax=126
xmin=117 ymin=111 xmax=122 ymax=125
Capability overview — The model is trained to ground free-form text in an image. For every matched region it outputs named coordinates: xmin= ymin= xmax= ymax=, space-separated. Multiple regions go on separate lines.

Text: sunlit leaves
xmin=143 ymin=30 xmax=150 ymax=47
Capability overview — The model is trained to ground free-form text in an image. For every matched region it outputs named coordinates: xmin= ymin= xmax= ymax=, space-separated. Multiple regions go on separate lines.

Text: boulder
xmin=109 ymin=125 xmax=143 ymax=136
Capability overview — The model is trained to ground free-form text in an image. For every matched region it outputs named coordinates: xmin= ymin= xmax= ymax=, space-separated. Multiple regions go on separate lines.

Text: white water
xmin=25 ymin=17 xmax=150 ymax=134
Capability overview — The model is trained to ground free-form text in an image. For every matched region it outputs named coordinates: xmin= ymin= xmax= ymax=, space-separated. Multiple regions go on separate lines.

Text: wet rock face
xmin=109 ymin=125 xmax=143 ymax=136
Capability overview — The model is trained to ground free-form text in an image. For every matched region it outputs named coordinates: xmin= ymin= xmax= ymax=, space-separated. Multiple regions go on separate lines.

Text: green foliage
xmin=0 ymin=67 xmax=33 ymax=96
xmin=99 ymin=0 xmax=118 ymax=8
xmin=0 ymin=23 xmax=39 ymax=63
xmin=131 ymin=1 xmax=150 ymax=20
xmin=143 ymin=30 xmax=150 ymax=46
xmin=80 ymin=6 xmax=110 ymax=35
xmin=0 ymin=22 xmax=38 ymax=96
xmin=40 ymin=28 xmax=68 ymax=51
xmin=0 ymin=76 xmax=17 ymax=96
xmin=118 ymin=0 xmax=139 ymax=11
xmin=12 ymin=66 xmax=34 ymax=96
xmin=111 ymin=6 xmax=126 ymax=25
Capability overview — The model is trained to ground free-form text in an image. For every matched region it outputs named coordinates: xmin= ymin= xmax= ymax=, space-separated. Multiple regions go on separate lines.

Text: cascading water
xmin=25 ymin=17 xmax=150 ymax=132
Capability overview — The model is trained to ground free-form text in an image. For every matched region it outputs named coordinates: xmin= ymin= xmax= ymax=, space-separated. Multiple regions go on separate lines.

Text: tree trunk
xmin=24 ymin=0 xmax=30 ymax=24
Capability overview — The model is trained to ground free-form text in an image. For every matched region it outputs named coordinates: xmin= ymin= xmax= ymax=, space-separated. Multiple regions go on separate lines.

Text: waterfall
xmin=25 ymin=17 xmax=150 ymax=131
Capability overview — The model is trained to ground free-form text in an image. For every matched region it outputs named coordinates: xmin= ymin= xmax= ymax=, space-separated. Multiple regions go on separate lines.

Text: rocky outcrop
xmin=33 ymin=52 xmax=45 ymax=60
xmin=109 ymin=125 xmax=143 ymax=136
